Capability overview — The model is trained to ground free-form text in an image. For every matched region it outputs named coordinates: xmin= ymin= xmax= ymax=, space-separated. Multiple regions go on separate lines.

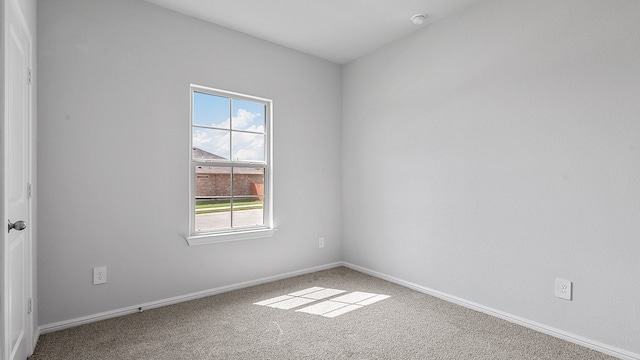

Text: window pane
xmin=194 ymin=166 xmax=231 ymax=231
xmin=232 ymin=132 xmax=265 ymax=162
xmin=232 ymin=99 xmax=265 ymax=132
xmin=193 ymin=127 xmax=230 ymax=160
xmin=193 ymin=92 xmax=230 ymax=128
xmin=190 ymin=86 xmax=272 ymax=239
xmin=232 ymin=167 xmax=264 ymax=227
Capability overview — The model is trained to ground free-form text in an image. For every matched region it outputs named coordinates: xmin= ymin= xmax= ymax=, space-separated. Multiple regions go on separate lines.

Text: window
xmin=188 ymin=85 xmax=274 ymax=245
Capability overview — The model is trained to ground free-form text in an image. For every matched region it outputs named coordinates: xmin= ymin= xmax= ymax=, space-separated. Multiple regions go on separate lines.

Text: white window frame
xmin=187 ymin=85 xmax=275 ymax=246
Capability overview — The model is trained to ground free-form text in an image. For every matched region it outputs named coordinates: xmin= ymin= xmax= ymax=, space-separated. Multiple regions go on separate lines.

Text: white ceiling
xmin=145 ymin=0 xmax=484 ymax=64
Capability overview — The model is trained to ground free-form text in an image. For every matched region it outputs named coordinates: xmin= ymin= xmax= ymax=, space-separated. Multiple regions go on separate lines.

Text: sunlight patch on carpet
xmin=268 ymin=297 xmax=317 ymax=310
xmin=254 ymin=287 xmax=390 ymax=318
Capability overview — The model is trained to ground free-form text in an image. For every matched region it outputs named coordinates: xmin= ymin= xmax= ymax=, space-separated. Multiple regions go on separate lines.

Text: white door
xmin=4 ymin=0 xmax=33 ymax=359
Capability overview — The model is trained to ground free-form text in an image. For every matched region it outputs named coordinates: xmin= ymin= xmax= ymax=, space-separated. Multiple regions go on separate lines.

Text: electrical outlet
xmin=93 ymin=266 xmax=107 ymax=285
xmin=555 ymin=278 xmax=572 ymax=300
xmin=319 ymin=237 xmax=325 ymax=248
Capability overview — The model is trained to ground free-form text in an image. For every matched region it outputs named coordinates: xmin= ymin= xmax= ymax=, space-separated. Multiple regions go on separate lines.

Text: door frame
xmin=1 ymin=0 xmax=36 ymax=358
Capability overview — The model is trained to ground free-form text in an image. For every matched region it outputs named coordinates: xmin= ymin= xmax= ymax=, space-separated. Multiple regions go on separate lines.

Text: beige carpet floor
xmin=29 ymin=267 xmax=616 ymax=359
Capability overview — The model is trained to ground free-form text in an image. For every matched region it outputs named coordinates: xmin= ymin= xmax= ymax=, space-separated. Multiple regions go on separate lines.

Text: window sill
xmin=186 ymin=228 xmax=277 ymax=246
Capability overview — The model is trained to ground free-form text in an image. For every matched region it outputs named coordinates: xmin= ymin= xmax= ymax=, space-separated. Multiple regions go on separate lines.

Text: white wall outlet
xmin=93 ymin=266 xmax=107 ymax=285
xmin=319 ymin=237 xmax=325 ymax=248
xmin=555 ymin=278 xmax=572 ymax=300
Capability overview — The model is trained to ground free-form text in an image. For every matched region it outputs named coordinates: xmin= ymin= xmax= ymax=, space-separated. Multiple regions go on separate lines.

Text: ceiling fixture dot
xmin=411 ymin=14 xmax=427 ymax=25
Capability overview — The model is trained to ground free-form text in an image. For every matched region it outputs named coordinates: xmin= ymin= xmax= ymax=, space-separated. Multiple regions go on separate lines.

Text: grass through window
xmin=195 ymin=199 xmax=263 ymax=214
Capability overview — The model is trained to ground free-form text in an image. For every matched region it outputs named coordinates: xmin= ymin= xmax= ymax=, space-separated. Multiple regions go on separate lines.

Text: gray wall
xmin=37 ymin=0 xmax=342 ymax=325
xmin=343 ymin=0 xmax=640 ymax=355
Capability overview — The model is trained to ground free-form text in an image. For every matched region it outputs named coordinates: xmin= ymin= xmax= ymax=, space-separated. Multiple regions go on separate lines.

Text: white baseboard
xmin=30 ymin=327 xmax=40 ymax=357
xmin=341 ymin=262 xmax=639 ymax=360
xmin=39 ymin=262 xmax=343 ymax=334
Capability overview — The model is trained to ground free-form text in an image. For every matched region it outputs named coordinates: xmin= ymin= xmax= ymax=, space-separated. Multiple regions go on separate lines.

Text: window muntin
xmin=190 ymin=85 xmax=272 ymax=239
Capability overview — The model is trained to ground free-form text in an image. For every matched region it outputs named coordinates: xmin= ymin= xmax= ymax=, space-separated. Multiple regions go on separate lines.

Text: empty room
xmin=1 ymin=0 xmax=638 ymax=359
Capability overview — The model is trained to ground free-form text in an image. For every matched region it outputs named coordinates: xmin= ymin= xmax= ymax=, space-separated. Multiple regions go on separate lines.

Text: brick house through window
xmin=193 ymin=147 xmax=264 ymax=200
